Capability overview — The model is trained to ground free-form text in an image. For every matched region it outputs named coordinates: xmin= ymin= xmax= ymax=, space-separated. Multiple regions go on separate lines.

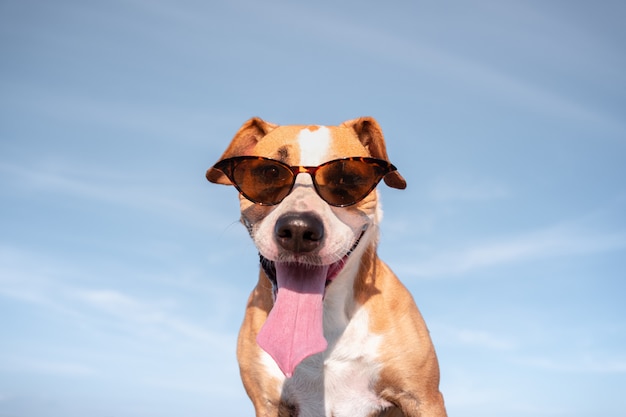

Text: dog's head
xmin=207 ymin=117 xmax=405 ymax=267
xmin=207 ymin=117 xmax=405 ymax=376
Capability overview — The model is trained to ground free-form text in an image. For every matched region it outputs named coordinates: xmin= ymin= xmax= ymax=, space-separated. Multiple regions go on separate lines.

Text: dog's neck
xmin=321 ymin=236 xmax=379 ymax=334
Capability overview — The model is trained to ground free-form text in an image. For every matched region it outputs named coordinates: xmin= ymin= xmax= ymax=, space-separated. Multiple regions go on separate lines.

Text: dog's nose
xmin=274 ymin=212 xmax=324 ymax=253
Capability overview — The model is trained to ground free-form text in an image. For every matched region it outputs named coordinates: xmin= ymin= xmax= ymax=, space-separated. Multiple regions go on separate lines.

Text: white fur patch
xmin=260 ymin=348 xmax=287 ymax=385
xmin=298 ymin=126 xmax=331 ymax=166
xmin=282 ymin=303 xmax=390 ymax=417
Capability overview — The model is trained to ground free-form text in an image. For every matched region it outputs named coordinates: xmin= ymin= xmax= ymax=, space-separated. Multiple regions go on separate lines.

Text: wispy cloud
xmin=453 ymin=329 xmax=515 ymax=351
xmin=399 ymin=221 xmax=626 ymax=279
xmin=519 ymin=355 xmax=626 ymax=374
xmin=437 ymin=324 xmax=516 ymax=351
xmin=426 ymin=176 xmax=511 ymax=202
xmin=243 ymin=0 xmax=625 ymax=134
xmin=0 ymin=243 xmax=247 ymax=413
xmin=1 ymin=357 xmax=97 ymax=377
xmin=0 ymin=160 xmax=228 ymax=229
xmin=1 ymin=79 xmax=234 ymax=148
xmin=67 ymin=288 xmax=234 ymax=349
xmin=0 ymin=244 xmax=238 ymax=369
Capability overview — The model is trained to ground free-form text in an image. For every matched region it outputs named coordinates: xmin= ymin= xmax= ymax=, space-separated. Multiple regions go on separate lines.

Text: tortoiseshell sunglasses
xmin=212 ymin=156 xmax=398 ymax=207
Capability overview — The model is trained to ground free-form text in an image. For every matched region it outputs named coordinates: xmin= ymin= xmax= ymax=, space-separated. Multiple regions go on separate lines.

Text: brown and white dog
xmin=207 ymin=117 xmax=446 ymax=417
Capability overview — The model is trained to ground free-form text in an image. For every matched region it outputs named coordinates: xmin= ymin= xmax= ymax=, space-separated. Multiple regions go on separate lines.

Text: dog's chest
xmin=269 ymin=306 xmax=392 ymax=417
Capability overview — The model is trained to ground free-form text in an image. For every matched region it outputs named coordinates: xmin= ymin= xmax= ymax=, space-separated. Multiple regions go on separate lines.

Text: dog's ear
xmin=341 ymin=117 xmax=407 ymax=189
xmin=206 ymin=117 xmax=277 ymax=185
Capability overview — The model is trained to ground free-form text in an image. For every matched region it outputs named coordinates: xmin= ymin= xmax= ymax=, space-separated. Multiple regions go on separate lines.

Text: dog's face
xmin=239 ymin=125 xmax=379 ymax=272
xmin=207 ymin=117 xmax=405 ymax=376
xmin=208 ymin=117 xmax=405 ymax=271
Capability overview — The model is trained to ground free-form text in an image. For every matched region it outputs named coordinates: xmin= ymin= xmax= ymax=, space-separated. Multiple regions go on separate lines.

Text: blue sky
xmin=1 ymin=0 xmax=625 ymax=416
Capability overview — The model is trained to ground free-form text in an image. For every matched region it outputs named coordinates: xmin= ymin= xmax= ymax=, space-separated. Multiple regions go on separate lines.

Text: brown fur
xmin=208 ymin=117 xmax=445 ymax=417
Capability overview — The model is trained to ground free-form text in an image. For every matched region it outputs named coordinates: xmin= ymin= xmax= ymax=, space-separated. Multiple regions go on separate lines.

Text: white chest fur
xmin=262 ymin=305 xmax=391 ymax=417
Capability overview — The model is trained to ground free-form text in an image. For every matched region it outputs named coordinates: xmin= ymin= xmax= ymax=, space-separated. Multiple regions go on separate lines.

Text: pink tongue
xmin=256 ymin=263 xmax=329 ymax=377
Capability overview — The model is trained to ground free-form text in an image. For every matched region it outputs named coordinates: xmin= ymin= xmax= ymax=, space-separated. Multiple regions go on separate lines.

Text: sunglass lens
xmin=233 ymin=159 xmax=294 ymax=204
xmin=316 ymin=159 xmax=381 ymax=206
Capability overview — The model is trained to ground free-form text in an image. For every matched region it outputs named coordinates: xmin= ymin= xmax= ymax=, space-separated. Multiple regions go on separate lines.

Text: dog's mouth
xmin=259 ymin=226 xmax=367 ymax=296
xmin=256 ymin=226 xmax=367 ymax=378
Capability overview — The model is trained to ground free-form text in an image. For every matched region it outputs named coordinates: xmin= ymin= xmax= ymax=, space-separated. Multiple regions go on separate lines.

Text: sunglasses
xmin=212 ymin=156 xmax=398 ymax=207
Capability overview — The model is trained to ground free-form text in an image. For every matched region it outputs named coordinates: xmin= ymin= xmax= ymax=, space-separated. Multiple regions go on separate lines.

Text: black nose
xmin=274 ymin=212 xmax=324 ymax=253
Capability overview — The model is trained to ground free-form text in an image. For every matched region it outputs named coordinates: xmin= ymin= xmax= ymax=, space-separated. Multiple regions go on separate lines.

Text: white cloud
xmin=520 ymin=355 xmax=626 ymax=374
xmin=455 ymin=329 xmax=515 ymax=351
xmin=399 ymin=222 xmax=626 ymax=279
xmin=0 ymin=245 xmax=237 ymax=351
xmin=2 ymin=358 xmax=97 ymax=377
xmin=68 ymin=288 xmax=234 ymax=349
xmin=437 ymin=325 xmax=516 ymax=351
xmin=242 ymin=0 xmax=625 ymax=134
xmin=0 ymin=245 xmax=246 ymax=409
xmin=427 ymin=176 xmax=511 ymax=202
xmin=0 ymin=160 xmax=227 ymax=229
xmin=441 ymin=371 xmax=513 ymax=410
xmin=2 ymin=79 xmax=221 ymax=145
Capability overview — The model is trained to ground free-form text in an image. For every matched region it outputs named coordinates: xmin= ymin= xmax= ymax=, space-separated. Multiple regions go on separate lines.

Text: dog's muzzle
xmin=260 ymin=219 xmax=368 ymax=296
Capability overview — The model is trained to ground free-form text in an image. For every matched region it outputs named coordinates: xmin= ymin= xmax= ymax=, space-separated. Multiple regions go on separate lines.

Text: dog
xmin=206 ymin=117 xmax=446 ymax=417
